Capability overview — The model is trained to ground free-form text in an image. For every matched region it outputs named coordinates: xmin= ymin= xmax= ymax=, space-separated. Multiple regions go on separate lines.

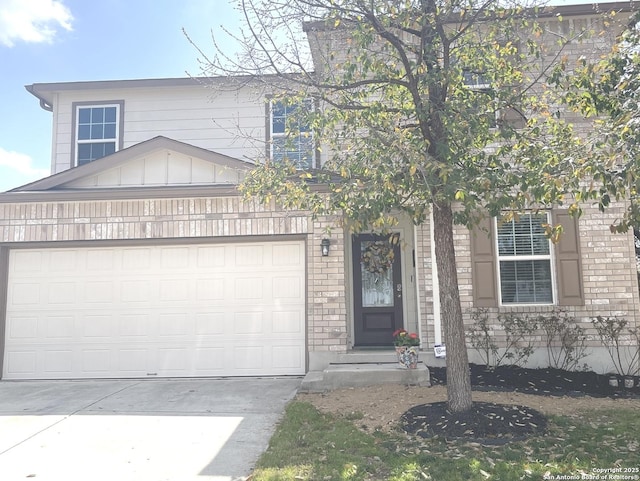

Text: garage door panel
xmin=10 ymin=283 xmax=40 ymax=306
xmin=118 ymin=349 xmax=150 ymax=373
xmin=121 ymin=280 xmax=152 ymax=303
xmin=193 ymin=347 xmax=225 ymax=372
xmin=272 ymin=344 xmax=305 ymax=369
xmin=235 ymin=278 xmax=263 ymax=299
xmin=195 ymin=279 xmax=224 ymax=300
xmin=158 ymin=313 xmax=193 ymax=337
xmin=272 ymin=243 xmax=303 ymax=266
xmin=45 ymin=317 xmax=75 ymax=339
xmin=196 ymin=246 xmax=225 ymax=267
xmin=159 ymin=279 xmax=190 ymax=302
xmin=273 ymin=277 xmax=302 ymax=298
xmin=234 ymin=312 xmax=263 ymax=334
xmin=44 ymin=350 xmax=74 ymax=374
xmin=119 ymin=314 xmax=151 ymax=337
xmin=157 ymin=347 xmax=190 ymax=372
xmin=85 ymin=249 xmax=115 ymax=270
xmin=122 ymin=248 xmax=150 ymax=269
xmin=194 ymin=313 xmax=225 ymax=335
xmin=273 ymin=311 xmax=304 ymax=334
xmin=11 ymin=251 xmax=42 ymax=272
xmin=5 ymin=351 xmax=37 ymax=375
xmin=160 ymin=247 xmax=191 ymax=269
xmin=85 ymin=281 xmax=114 ymax=303
xmin=7 ymin=316 xmax=38 ymax=339
xmin=4 ymin=241 xmax=306 ymax=379
xmin=48 ymin=283 xmax=76 ymax=304
xmin=235 ymin=245 xmax=263 ymax=266
xmin=50 ymin=250 xmax=77 ymax=271
xmin=82 ymin=349 xmax=111 ymax=373
xmin=232 ymin=345 xmax=264 ymax=370
xmin=82 ymin=315 xmax=113 ymax=338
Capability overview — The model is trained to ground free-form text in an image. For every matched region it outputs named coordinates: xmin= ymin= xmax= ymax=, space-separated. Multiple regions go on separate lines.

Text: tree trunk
xmin=432 ymin=201 xmax=473 ymax=412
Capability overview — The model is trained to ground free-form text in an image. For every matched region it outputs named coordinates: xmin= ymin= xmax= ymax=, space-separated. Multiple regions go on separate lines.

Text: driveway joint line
xmin=0 ymin=381 xmax=142 ymax=457
xmin=68 ymin=380 xmax=143 ymax=414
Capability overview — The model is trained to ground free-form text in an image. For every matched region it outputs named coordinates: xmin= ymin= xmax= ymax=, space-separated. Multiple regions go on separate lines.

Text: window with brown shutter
xmin=552 ymin=211 xmax=585 ymax=306
xmin=470 ymin=210 xmax=584 ymax=307
xmin=470 ymin=216 xmax=499 ymax=307
xmin=497 ymin=213 xmax=553 ymax=305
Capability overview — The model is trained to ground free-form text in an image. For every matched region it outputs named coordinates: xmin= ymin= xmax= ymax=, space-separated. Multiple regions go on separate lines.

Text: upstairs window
xmin=74 ymin=103 xmax=122 ymax=166
xmin=463 ymin=69 xmax=498 ymax=128
xmin=269 ymin=99 xmax=314 ymax=169
xmin=496 ymin=213 xmax=554 ymax=305
xmin=463 ymin=70 xmax=491 ymax=90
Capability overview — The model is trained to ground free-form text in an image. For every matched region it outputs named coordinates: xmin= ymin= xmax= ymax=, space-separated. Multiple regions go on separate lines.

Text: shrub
xmin=467 ymin=309 xmax=495 ymax=367
xmin=535 ymin=310 xmax=588 ymax=371
xmin=591 ymin=316 xmax=640 ymax=376
xmin=467 ymin=309 xmax=538 ymax=368
xmin=468 ymin=309 xmax=590 ymax=371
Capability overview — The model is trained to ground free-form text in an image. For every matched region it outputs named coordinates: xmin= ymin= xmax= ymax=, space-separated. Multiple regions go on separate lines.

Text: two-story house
xmin=0 ymin=2 xmax=638 ymax=382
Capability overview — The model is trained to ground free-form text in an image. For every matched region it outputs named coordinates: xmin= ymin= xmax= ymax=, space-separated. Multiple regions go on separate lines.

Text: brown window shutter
xmin=470 ymin=217 xmax=498 ymax=307
xmin=552 ymin=210 xmax=585 ymax=306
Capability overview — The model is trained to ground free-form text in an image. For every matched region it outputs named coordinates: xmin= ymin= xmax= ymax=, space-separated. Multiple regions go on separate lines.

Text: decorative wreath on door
xmin=361 ymin=240 xmax=395 ymax=274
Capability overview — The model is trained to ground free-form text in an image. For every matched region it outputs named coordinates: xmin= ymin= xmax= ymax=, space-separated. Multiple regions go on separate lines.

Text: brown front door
xmin=352 ymin=234 xmax=404 ymax=346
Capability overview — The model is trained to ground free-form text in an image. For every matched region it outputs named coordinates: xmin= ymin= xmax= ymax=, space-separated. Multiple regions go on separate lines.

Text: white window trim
xmin=494 ymin=213 xmax=557 ymax=306
xmin=74 ymin=103 xmax=122 ymax=167
xmin=463 ymin=69 xmax=501 ymax=128
xmin=269 ymin=99 xmax=314 ymax=169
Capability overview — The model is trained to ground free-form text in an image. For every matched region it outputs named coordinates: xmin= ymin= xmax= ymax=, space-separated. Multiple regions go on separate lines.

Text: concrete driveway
xmin=0 ymin=377 xmax=300 ymax=481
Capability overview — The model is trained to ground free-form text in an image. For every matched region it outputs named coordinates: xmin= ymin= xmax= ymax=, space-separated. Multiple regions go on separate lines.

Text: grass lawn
xmin=251 ymin=401 xmax=640 ymax=481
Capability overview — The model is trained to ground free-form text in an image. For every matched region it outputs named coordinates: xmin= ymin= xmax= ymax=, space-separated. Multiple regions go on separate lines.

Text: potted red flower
xmin=392 ymin=329 xmax=420 ymax=368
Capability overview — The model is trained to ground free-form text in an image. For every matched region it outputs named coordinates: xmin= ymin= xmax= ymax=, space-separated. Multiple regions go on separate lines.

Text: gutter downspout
xmin=39 ymin=99 xmax=53 ymax=112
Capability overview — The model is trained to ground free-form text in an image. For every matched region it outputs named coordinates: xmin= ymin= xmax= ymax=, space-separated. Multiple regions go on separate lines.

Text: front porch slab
xmin=299 ymin=363 xmax=430 ymax=392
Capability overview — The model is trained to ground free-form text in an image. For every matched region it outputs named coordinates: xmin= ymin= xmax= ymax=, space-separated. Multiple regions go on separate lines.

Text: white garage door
xmin=3 ymin=242 xmax=306 ymax=380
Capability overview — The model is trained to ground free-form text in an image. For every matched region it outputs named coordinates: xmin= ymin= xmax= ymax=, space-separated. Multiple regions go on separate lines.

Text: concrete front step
xmin=299 ymin=362 xmax=430 ymax=392
xmin=329 ymin=351 xmax=400 ymax=364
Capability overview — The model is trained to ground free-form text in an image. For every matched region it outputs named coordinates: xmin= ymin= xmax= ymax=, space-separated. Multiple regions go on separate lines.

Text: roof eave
xmin=25 ymin=72 xmax=312 ymax=110
xmin=0 ymin=185 xmax=242 ymax=203
xmin=8 ymin=136 xmax=253 ymax=192
xmin=303 ymin=1 xmax=637 ymax=32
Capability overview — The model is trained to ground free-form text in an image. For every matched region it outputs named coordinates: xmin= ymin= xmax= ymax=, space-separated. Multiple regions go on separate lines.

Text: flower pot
xmin=623 ymin=376 xmax=635 ymax=389
xmin=395 ymin=346 xmax=419 ymax=369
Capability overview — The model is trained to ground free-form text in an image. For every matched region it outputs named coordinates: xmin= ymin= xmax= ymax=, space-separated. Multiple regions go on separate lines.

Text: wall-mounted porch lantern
xmin=321 ymin=238 xmax=330 ymax=256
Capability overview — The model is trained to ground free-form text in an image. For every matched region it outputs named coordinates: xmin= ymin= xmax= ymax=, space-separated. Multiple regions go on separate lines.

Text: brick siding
xmin=0 ymin=195 xmax=349 ymax=355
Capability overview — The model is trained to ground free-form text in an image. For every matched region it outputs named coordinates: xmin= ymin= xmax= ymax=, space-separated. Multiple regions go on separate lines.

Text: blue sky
xmin=0 ymin=0 xmax=625 ymax=192
xmin=0 ymin=0 xmax=240 ymax=191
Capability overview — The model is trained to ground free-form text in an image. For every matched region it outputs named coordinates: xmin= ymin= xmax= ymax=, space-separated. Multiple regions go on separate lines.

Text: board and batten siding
xmin=63 ymin=150 xmax=245 ymax=188
xmin=51 ymin=85 xmax=268 ymax=174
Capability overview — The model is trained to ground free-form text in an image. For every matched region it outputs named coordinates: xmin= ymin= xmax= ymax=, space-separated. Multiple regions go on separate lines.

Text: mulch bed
xmin=399 ymin=363 xmax=639 ymax=444
xmin=429 ymin=363 xmax=640 ymax=398
xmin=401 ymin=401 xmax=547 ymax=445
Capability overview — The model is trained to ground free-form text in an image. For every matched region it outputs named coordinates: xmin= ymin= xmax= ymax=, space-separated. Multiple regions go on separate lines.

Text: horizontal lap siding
xmin=53 ymin=85 xmax=267 ymax=173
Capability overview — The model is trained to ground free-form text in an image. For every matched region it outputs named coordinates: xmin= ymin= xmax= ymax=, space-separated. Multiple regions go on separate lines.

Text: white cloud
xmin=0 ymin=0 xmax=72 ymax=47
xmin=0 ymin=147 xmax=49 ymax=178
